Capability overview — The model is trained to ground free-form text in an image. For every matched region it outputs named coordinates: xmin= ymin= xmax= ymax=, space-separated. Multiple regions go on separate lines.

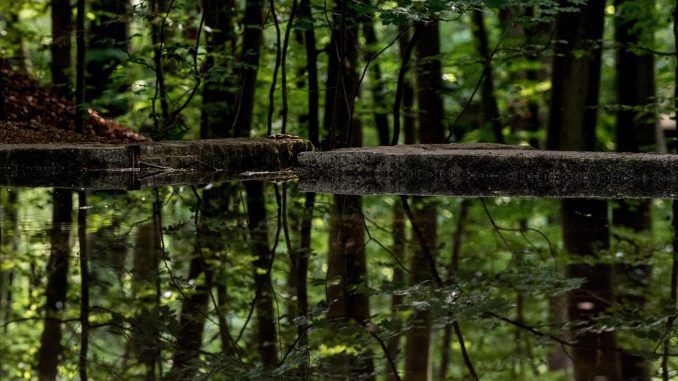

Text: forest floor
xmin=0 ymin=61 xmax=147 ymax=144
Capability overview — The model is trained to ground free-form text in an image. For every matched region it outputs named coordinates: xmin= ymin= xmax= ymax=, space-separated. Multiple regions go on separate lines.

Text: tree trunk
xmin=0 ymin=73 xmax=4 ymax=120
xmin=298 ymin=0 xmax=319 ymax=146
xmin=295 ymin=191 xmax=314 ymax=377
xmin=323 ymin=0 xmax=360 ymax=149
xmin=322 ymin=1 xmax=373 ymax=379
xmin=86 ymin=0 xmax=129 ymax=115
xmin=245 ymin=182 xmax=278 ymax=368
xmin=548 ymin=1 xmax=621 ymax=380
xmin=200 ymin=0 xmax=236 ymax=138
xmin=37 ymin=190 xmax=72 ymax=381
xmin=167 ymin=255 xmax=210 ymax=380
xmin=414 ymin=20 xmax=444 ymax=145
xmin=232 ymin=0 xmax=265 ymax=138
xmin=547 ymin=0 xmax=605 ymax=152
xmin=397 ymin=26 xmax=416 ymax=145
xmin=612 ymin=2 xmax=656 ymax=379
xmin=563 ymin=199 xmax=622 ymax=381
xmin=471 ymin=9 xmax=504 ymax=144
xmin=78 ymin=192 xmax=89 ymax=381
xmin=74 ymin=0 xmax=85 ymax=133
xmin=150 ymin=0 xmax=169 ymax=133
xmin=404 ymin=199 xmax=435 ymax=381
xmin=404 ymin=18 xmax=445 ymax=381
xmin=51 ymin=0 xmax=73 ymax=96
xmin=385 ymin=203 xmax=405 ymax=381
xmin=439 ymin=199 xmax=469 ymax=380
xmin=362 ymin=17 xmax=390 ymax=146
xmin=130 ymin=221 xmax=161 ymax=380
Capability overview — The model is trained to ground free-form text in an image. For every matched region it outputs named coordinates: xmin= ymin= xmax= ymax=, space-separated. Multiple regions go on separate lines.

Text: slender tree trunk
xmin=0 ymin=73 xmax=4 ymax=120
xmin=385 ymin=203 xmax=405 ymax=381
xmin=414 ymin=20 xmax=444 ymax=145
xmin=37 ymin=190 xmax=72 ymax=381
xmin=200 ymin=0 xmax=236 ymax=138
xmin=321 ymin=1 xmax=373 ymax=379
xmin=245 ymin=182 xmax=278 ymax=368
xmin=298 ymin=0 xmax=319 ymax=146
xmin=0 ymin=190 xmax=17 ymax=380
xmin=323 ymin=0 xmax=360 ymax=149
xmin=397 ymin=26 xmax=416 ymax=145
xmin=404 ymin=199 xmax=436 ymax=381
xmin=233 ymin=0 xmax=265 ymax=137
xmin=404 ymin=19 xmax=445 ymax=381
xmin=51 ymin=0 xmax=73 ymax=96
xmin=86 ymin=0 xmax=129 ymax=115
xmin=78 ymin=192 xmax=89 ymax=381
xmin=439 ymin=199 xmax=469 ymax=380
xmin=612 ymin=3 xmax=656 ymax=379
xmin=75 ymin=0 xmax=86 ymax=133
xmin=548 ymin=3 xmax=620 ymax=379
xmin=295 ymin=191 xmax=314 ymax=377
xmin=130 ymin=222 xmax=161 ymax=380
xmin=471 ymin=9 xmax=504 ymax=143
xmin=293 ymin=3 xmax=318 ymax=373
xmin=150 ymin=0 xmax=169 ymax=133
xmin=547 ymin=0 xmax=605 ymax=152
xmin=199 ymin=186 xmax=236 ymax=357
xmin=547 ymin=293 xmax=572 ymax=372
xmin=563 ymin=200 xmax=621 ymax=381
xmin=664 ymin=5 xmax=678 ymax=380
xmin=362 ymin=17 xmax=390 ymax=146
xmin=167 ymin=255 xmax=210 ymax=379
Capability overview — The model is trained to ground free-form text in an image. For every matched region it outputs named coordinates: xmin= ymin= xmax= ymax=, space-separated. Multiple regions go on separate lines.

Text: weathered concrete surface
xmin=298 ymin=144 xmax=678 ymax=199
xmin=0 ymin=137 xmax=313 ymax=189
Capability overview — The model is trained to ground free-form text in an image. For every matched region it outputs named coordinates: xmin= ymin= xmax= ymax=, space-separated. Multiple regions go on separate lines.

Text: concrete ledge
xmin=0 ymin=137 xmax=313 ymax=189
xmin=298 ymin=144 xmax=678 ymax=198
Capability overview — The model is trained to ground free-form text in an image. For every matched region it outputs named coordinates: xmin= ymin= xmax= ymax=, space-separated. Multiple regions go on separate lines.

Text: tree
xmin=86 ymin=0 xmax=129 ymax=115
xmin=245 ymin=182 xmax=278 ymax=368
xmin=404 ymin=17 xmax=444 ymax=381
xmin=362 ymin=14 xmax=390 ymax=146
xmin=322 ymin=1 xmax=373 ymax=378
xmin=612 ymin=1 xmax=656 ymax=379
xmin=297 ymin=0 xmax=319 ymax=146
xmin=75 ymin=0 xmax=85 ymax=133
xmin=37 ymin=190 xmax=72 ymax=381
xmin=232 ymin=0 xmax=265 ymax=138
xmin=547 ymin=1 xmax=622 ymax=379
xmin=51 ymin=0 xmax=73 ymax=96
xmin=472 ymin=9 xmax=504 ymax=143
xmin=129 ymin=220 xmax=161 ymax=380
xmin=149 ymin=0 xmax=169 ymax=134
xmin=200 ymin=0 xmax=236 ymax=139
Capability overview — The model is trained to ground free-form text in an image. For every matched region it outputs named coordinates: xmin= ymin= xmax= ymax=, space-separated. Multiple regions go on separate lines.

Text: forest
xmin=1 ymin=0 xmax=678 ymax=380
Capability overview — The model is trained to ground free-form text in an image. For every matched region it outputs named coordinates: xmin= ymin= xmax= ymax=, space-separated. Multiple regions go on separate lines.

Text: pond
xmin=0 ymin=180 xmax=674 ymax=380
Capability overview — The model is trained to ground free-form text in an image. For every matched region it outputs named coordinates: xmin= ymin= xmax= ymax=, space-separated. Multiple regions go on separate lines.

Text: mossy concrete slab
xmin=298 ymin=144 xmax=678 ymax=199
xmin=0 ymin=137 xmax=313 ymax=189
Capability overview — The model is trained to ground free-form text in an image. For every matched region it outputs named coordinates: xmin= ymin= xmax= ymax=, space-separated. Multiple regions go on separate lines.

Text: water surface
xmin=0 ymin=182 xmax=673 ymax=380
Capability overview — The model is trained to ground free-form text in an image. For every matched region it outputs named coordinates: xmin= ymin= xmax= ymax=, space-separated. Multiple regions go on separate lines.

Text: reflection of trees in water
xmin=0 ymin=184 xmax=675 ymax=380
xmin=38 ymin=189 xmax=72 ymax=381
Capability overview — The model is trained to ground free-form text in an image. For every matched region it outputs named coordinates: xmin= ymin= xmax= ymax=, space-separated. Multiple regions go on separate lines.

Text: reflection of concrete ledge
xmin=298 ymin=144 xmax=678 ymax=199
xmin=0 ymin=137 xmax=313 ymax=189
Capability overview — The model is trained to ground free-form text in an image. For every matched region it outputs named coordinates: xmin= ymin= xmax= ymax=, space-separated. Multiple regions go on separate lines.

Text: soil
xmin=0 ymin=60 xmax=147 ymax=144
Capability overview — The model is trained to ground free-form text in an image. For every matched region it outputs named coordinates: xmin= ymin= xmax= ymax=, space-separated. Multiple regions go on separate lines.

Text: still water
xmin=0 ymin=182 xmax=674 ymax=380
